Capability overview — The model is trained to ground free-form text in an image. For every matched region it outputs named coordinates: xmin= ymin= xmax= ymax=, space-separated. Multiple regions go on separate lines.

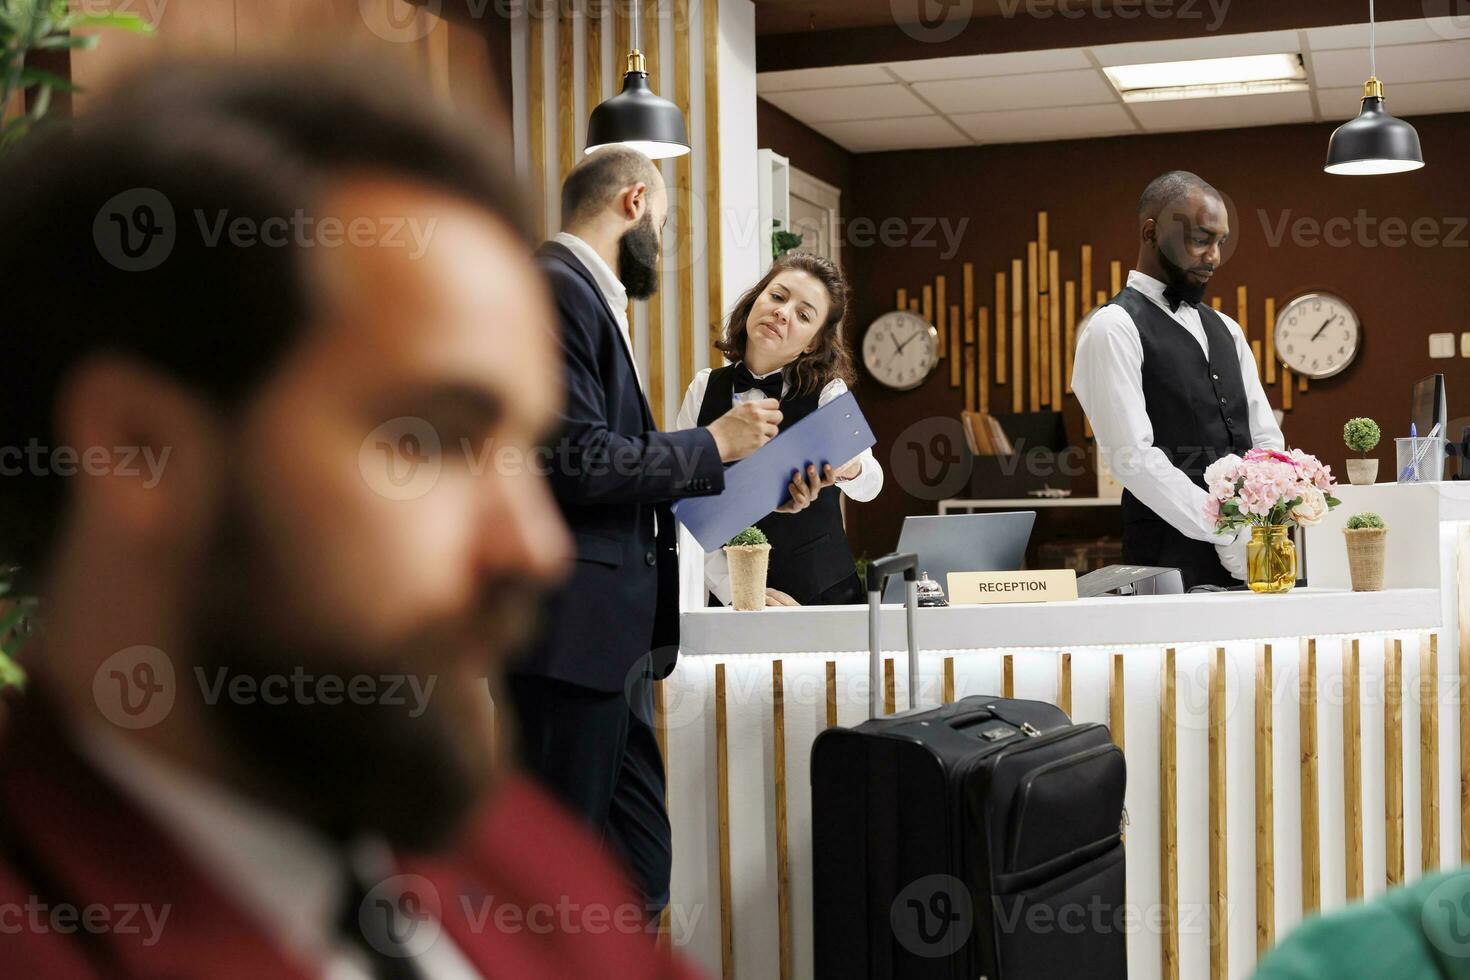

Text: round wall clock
xmin=862 ymin=310 xmax=939 ymax=391
xmin=1273 ymin=292 xmax=1360 ymax=380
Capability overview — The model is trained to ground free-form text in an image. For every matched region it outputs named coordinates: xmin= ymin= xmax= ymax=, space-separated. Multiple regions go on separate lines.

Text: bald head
xmin=1137 ymin=170 xmax=1219 ymax=222
xmin=561 ymin=146 xmax=664 ymax=228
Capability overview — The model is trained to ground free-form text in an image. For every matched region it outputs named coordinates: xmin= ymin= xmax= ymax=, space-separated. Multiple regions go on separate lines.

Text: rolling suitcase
xmin=811 ymin=553 xmax=1128 ymax=979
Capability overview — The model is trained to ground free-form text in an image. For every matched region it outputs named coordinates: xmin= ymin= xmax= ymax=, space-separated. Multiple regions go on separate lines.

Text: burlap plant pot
xmin=725 ymin=543 xmax=771 ymax=611
xmin=1344 ymin=528 xmax=1387 ymax=592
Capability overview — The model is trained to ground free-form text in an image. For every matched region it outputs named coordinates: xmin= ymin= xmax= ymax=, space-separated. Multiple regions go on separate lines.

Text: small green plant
xmin=727 ymin=526 xmax=768 ymax=548
xmin=771 ymin=219 xmax=803 ymax=261
xmin=1343 ymin=417 xmax=1381 ymax=456
xmin=1346 ymin=512 xmax=1386 ymax=530
xmin=0 ymin=568 xmax=35 ymax=689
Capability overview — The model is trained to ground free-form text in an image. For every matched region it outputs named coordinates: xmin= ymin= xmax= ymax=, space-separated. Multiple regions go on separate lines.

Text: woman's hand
xmin=833 ymin=457 xmax=863 ymax=481
xmin=775 ymin=463 xmax=837 ymax=514
xmin=764 ymin=588 xmax=800 ymax=607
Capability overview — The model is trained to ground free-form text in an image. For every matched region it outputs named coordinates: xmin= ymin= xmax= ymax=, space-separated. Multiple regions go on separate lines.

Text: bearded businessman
xmin=1072 ymin=171 xmax=1285 ymax=590
xmin=512 ymin=147 xmax=778 ymax=914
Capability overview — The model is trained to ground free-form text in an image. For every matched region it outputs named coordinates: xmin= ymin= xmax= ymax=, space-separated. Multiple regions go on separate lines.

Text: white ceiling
xmin=756 ymin=17 xmax=1470 ymax=152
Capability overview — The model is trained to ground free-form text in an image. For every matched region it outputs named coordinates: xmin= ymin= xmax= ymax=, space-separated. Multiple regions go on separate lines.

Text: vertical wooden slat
xmin=943 ymin=657 xmax=955 ymax=704
xmin=1058 ymin=652 xmax=1072 ymax=716
xmin=1039 ymin=260 xmax=1051 ymax=407
xmin=672 ymin=0 xmax=694 ymax=393
xmin=1236 ymin=285 xmax=1249 ymax=342
xmin=936 ymin=275 xmax=948 ymax=359
xmin=771 ymin=660 xmax=791 ymax=980
xmin=557 ymin=3 xmax=575 ymax=185
xmin=1011 ymin=259 xmax=1023 ymax=413
xmin=1300 ymin=637 xmax=1321 ymax=914
xmin=1282 ymin=365 xmax=1294 ymax=412
xmin=1209 ymin=646 xmax=1227 ymax=980
xmin=963 ymin=263 xmax=975 ymax=342
xmin=1299 ymin=373 xmax=1308 ymax=393
xmin=702 ymin=0 xmax=722 ymax=369
xmin=950 ymin=302 xmax=961 ymax=388
xmin=641 ymin=0 xmax=663 ymax=424
xmin=960 ymin=305 xmax=973 ymax=409
xmin=527 ymin=7 xmax=547 ymax=239
xmin=1049 ymin=250 xmax=1062 ymax=411
xmin=884 ymin=658 xmax=896 ymax=716
xmin=1037 ymin=211 xmax=1049 ymax=291
xmin=1003 ymin=654 xmax=1015 ymax=699
xmin=1422 ymin=633 xmax=1441 ymax=872
xmin=1080 ymin=244 xmax=1094 ymax=311
xmin=715 ymin=662 xmax=734 ymax=979
xmin=994 ymin=271 xmax=1008 ymax=386
xmin=1110 ymin=653 xmax=1125 ymax=751
xmin=1210 ymin=296 xmax=1223 ymax=311
xmin=1027 ymin=242 xmax=1040 ymax=412
xmin=1161 ymin=648 xmax=1180 ymax=980
xmin=978 ymin=307 xmax=991 ymax=413
xmin=1344 ymin=638 xmax=1364 ymax=900
xmin=1264 ymin=297 xmax=1277 ymax=384
xmin=1256 ymin=643 xmax=1275 ymax=954
xmin=825 ymin=660 xmax=837 ymax=729
xmin=1109 ymin=260 xmax=1122 ymax=295
xmin=1251 ymin=339 xmax=1263 ymax=377
xmin=1064 ymin=280 xmax=1077 ymax=393
xmin=1096 ymin=289 xmax=1107 ymax=310
xmin=654 ymin=678 xmax=669 ymax=765
xmin=922 ymin=284 xmax=933 ymax=323
xmin=1385 ymin=637 xmax=1404 ymax=887
xmin=909 ymin=299 xmax=919 ymax=314
xmin=896 ymin=287 xmax=907 ymax=309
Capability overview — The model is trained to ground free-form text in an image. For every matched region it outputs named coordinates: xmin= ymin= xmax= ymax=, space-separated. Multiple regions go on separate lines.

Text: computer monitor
xmin=1411 ymin=374 xmax=1446 ymax=437
xmin=884 ymin=512 xmax=1036 ymax=602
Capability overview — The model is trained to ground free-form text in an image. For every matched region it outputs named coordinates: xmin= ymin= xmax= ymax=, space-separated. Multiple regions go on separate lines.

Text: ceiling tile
xmin=761 ymin=83 xmax=933 ymax=123
xmin=949 ymin=103 xmax=1136 ymax=144
xmin=1129 ymin=90 xmax=1316 ymax=132
xmin=1310 ymin=40 xmax=1470 ymax=88
xmin=1091 ymin=30 xmax=1301 ymax=67
xmin=809 ymin=116 xmax=970 ymax=153
xmin=1305 ymin=17 xmax=1470 ymax=51
xmin=886 ymin=47 xmax=1093 ymax=82
xmin=913 ymin=68 xmax=1117 ymax=114
xmin=1319 ymin=79 xmax=1470 ymax=120
xmin=756 ymin=64 xmax=894 ymax=93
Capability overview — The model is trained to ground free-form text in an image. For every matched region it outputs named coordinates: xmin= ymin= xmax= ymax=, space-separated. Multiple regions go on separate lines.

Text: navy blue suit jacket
xmin=518 ymin=241 xmax=725 ymax=692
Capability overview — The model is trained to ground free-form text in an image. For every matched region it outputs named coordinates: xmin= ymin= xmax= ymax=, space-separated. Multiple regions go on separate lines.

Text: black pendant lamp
xmin=585 ymin=4 xmax=690 ymax=159
xmin=1324 ymin=0 xmax=1424 ymax=175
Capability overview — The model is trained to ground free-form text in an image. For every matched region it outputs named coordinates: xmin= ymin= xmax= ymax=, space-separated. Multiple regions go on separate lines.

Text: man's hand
xmin=708 ymin=398 xmax=781 ymax=462
xmin=1215 ymin=529 xmax=1247 ymax=581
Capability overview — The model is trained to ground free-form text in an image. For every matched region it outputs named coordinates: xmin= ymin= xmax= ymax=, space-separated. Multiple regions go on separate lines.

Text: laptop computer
xmin=883 ymin=512 xmax=1036 ymax=602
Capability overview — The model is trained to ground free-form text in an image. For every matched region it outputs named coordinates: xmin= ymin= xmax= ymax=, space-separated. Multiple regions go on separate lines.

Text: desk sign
xmin=947 ymin=570 xmax=1078 ymax=605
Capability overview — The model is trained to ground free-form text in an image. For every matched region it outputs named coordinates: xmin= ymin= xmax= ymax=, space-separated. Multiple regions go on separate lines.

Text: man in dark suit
xmin=0 ymin=60 xmax=698 ymax=979
xmin=511 ymin=147 xmax=779 ymax=914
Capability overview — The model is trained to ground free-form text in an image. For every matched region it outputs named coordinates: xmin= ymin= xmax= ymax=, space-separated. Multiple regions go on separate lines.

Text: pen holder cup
xmin=1395 ymin=437 xmax=1445 ymax=483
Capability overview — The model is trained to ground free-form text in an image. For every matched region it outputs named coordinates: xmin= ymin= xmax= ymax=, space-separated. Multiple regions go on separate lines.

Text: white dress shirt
xmin=1071 ymin=270 xmax=1284 ymax=547
xmin=552 ymin=231 xmax=639 ymax=388
xmin=78 ymin=727 xmax=481 ymax=980
xmin=674 ymin=365 xmax=883 ymax=605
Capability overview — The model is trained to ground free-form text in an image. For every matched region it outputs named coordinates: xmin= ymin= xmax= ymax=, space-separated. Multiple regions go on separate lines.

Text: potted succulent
xmin=1343 ymin=512 xmax=1387 ymax=592
xmin=1343 ymin=417 xmax=1381 ymax=486
xmin=724 ymin=526 xmax=771 ymax=611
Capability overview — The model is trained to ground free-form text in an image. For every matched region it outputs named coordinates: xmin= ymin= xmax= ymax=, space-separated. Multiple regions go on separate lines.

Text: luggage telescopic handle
xmin=866 ymin=552 xmax=921 ymax=719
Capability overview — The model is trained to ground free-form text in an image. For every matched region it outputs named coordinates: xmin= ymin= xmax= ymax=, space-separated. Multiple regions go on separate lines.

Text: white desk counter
xmin=663 ymin=482 xmax=1469 ymax=980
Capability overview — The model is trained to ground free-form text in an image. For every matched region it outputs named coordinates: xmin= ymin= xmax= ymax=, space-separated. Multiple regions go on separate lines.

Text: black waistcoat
xmin=696 ymin=366 xmax=858 ymax=604
xmin=1108 ymin=287 xmax=1253 ymax=587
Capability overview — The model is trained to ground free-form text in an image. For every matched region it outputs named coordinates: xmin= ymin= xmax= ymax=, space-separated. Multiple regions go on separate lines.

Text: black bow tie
xmin=1163 ymin=284 xmax=1199 ymax=313
xmin=733 ymin=363 xmax=783 ymax=400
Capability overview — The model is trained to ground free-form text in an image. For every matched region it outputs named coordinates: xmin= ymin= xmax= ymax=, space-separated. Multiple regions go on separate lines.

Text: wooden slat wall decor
xmin=922 ymin=284 xmax=933 ymax=323
xmin=1160 ymin=648 xmax=1180 ymax=980
xmin=895 ymin=287 xmax=907 ymax=309
xmin=936 ymin=275 xmax=948 ymax=360
xmin=1300 ymin=637 xmax=1321 ymax=914
xmin=1049 ymin=251 xmax=1062 ymax=412
xmin=1256 ymin=643 xmax=1274 ymax=954
xmin=527 ymin=9 xmax=547 ymax=239
xmin=825 ymin=660 xmax=837 ymax=728
xmin=640 ymin=0 xmax=663 ymax=424
xmin=1344 ymin=639 xmax=1364 ymax=900
xmin=1385 ymin=638 xmax=1404 ymax=887
xmin=1003 ymin=654 xmax=1015 ymax=699
xmin=1026 ymin=242 xmax=1040 ymax=412
xmin=1081 ymin=244 xmax=1094 ymax=313
xmin=1422 ymin=633 xmax=1441 ymax=872
xmin=557 ymin=4 xmax=575 ymax=183
xmin=978 ymin=307 xmax=991 ymax=413
xmin=672 ymin=0 xmax=694 ymax=395
xmin=715 ymin=662 xmax=734 ymax=979
xmin=1237 ymin=285 xmax=1249 ymax=343
xmin=963 ymin=263 xmax=975 ymax=343
xmin=994 ymin=271 xmax=1007 ymax=386
xmin=585 ymin=0 xmax=603 ymax=122
xmin=1011 ymin=260 xmax=1023 ymax=413
xmin=1264 ymin=297 xmax=1277 ymax=384
xmin=1110 ymin=653 xmax=1125 ymax=751
xmin=1058 ymin=652 xmax=1072 ymax=716
xmin=1211 ymin=296 xmax=1223 ymax=311
xmin=950 ymin=302 xmax=962 ymax=388
xmin=1283 ymin=365 xmax=1294 ymax=412
xmin=943 ymin=657 xmax=955 ymax=704
xmin=771 ymin=661 xmax=791 ymax=980
xmin=702 ymin=0 xmax=722 ymax=369
xmin=1037 ymin=211 xmax=1049 ymax=291
xmin=1109 ymin=260 xmax=1122 ymax=295
xmin=963 ymin=305 xmax=975 ymax=411
xmin=1251 ymin=340 xmax=1263 ymax=377
xmin=1064 ymin=280 xmax=1077 ymax=394
xmin=1209 ymin=646 xmax=1228 ymax=980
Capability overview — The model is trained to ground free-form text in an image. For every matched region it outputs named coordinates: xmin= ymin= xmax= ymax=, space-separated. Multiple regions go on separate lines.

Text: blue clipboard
xmin=673 ymin=391 xmax=876 ymax=552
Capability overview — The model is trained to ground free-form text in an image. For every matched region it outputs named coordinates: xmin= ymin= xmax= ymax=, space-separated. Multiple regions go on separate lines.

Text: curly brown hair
xmin=715 ymin=252 xmax=854 ymax=398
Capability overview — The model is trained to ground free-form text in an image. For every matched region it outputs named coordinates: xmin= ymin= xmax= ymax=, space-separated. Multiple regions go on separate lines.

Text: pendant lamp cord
xmin=1369 ymin=0 xmax=1376 ymax=77
xmin=632 ymin=0 xmax=641 ymax=54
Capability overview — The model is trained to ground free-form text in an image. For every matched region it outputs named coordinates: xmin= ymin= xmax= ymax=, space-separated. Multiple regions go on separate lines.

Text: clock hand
xmin=894 ymin=328 xmax=921 ymax=353
xmin=889 ymin=333 xmax=902 ymax=356
xmin=1310 ymin=317 xmax=1333 ymax=342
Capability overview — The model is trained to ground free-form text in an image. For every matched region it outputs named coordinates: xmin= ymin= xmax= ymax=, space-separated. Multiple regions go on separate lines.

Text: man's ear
xmin=1140 ymin=217 xmax=1158 ymax=247
xmin=619 ymin=182 xmax=647 ymax=223
xmin=54 ymin=356 xmax=224 ymax=549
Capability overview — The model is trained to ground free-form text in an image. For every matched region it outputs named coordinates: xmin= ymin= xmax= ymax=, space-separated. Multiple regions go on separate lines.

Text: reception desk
xmin=664 ymin=482 xmax=1470 ymax=980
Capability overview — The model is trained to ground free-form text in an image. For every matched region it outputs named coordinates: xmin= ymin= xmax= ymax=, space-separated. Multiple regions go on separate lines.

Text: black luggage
xmin=811 ymin=553 xmax=1128 ymax=979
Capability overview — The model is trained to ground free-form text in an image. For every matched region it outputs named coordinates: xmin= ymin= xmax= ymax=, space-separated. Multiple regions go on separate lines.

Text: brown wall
xmin=812 ymin=112 xmax=1470 ymax=562
xmin=756 ymin=97 xmax=856 ymax=268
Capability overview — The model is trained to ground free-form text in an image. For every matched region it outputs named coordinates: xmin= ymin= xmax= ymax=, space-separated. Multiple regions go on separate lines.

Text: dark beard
xmin=186 ymin=485 xmax=542 ymax=852
xmin=618 ymin=211 xmax=660 ymax=300
xmin=1156 ymin=245 xmax=1208 ymax=306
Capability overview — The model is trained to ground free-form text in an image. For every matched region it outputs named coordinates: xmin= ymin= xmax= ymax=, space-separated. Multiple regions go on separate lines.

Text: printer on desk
xmin=1077 ymin=565 xmax=1184 ymax=597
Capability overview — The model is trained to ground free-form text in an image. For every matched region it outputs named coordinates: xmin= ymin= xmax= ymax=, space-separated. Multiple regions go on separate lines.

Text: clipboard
xmin=672 ymin=391 xmax=876 ymax=552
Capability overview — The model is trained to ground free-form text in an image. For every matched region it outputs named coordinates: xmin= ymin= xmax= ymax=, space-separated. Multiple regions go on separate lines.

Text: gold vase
xmin=1246 ymin=525 xmax=1296 ymax=594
